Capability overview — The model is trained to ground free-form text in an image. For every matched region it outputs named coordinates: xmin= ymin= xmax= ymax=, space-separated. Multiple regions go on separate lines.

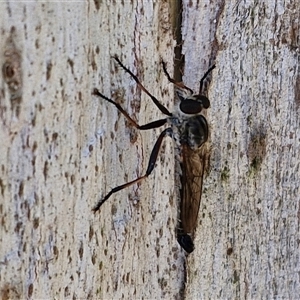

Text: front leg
xmin=93 ymin=88 xmax=167 ymax=130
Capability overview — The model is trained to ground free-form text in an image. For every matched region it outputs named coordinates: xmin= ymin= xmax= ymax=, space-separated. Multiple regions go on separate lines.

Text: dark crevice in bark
xmin=171 ymin=0 xmax=185 ymax=83
xmin=170 ymin=2 xmax=189 ymax=300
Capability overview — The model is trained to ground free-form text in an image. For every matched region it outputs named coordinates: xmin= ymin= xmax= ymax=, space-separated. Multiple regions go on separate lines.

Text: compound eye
xmin=179 ymin=99 xmax=203 ymax=114
xmin=194 ymin=95 xmax=210 ymax=109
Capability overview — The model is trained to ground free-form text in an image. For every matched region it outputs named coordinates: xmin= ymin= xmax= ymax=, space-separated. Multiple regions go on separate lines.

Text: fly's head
xmin=173 ymin=63 xmax=215 ymax=118
xmin=174 ymin=87 xmax=210 ymax=117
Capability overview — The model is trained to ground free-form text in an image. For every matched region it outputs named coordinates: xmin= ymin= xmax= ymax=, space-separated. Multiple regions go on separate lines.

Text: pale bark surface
xmin=183 ymin=1 xmax=300 ymax=299
xmin=0 ymin=1 xmax=299 ymax=300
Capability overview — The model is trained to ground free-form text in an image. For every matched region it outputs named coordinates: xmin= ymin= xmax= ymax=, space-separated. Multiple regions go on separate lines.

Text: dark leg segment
xmin=161 ymin=61 xmax=194 ymax=94
xmin=199 ymin=65 xmax=216 ymax=93
xmin=113 ymin=56 xmax=172 ymax=117
xmin=92 ymin=128 xmax=173 ymax=212
xmin=93 ymin=88 xmax=167 ymax=130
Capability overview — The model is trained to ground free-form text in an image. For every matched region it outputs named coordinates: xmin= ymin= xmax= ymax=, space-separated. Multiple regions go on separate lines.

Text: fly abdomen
xmin=177 ymin=233 xmax=195 ymax=253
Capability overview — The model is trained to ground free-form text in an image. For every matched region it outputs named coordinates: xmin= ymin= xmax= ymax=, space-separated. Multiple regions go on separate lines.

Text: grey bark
xmin=0 ymin=1 xmax=299 ymax=299
xmin=183 ymin=1 xmax=300 ymax=299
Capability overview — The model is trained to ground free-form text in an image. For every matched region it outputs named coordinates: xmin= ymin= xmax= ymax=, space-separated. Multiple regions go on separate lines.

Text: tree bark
xmin=182 ymin=1 xmax=300 ymax=299
xmin=0 ymin=1 xmax=299 ymax=299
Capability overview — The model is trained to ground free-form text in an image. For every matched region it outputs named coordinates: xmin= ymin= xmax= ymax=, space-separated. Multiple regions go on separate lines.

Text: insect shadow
xmin=92 ymin=56 xmax=215 ymax=253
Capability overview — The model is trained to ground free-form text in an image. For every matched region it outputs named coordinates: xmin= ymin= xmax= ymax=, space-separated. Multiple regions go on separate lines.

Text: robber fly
xmin=92 ymin=56 xmax=215 ymax=253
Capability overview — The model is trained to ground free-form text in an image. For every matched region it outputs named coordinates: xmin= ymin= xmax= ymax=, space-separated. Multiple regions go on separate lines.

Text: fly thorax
xmin=180 ymin=115 xmax=208 ymax=150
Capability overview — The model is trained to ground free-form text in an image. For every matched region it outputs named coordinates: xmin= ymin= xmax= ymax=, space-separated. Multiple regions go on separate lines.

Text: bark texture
xmin=0 ymin=1 xmax=299 ymax=299
xmin=183 ymin=1 xmax=300 ymax=299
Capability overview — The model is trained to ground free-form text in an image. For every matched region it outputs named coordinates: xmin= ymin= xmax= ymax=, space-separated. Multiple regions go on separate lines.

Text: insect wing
xmin=180 ymin=143 xmax=206 ymax=238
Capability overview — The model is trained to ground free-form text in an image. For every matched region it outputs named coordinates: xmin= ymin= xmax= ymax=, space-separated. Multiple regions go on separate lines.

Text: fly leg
xmin=162 ymin=60 xmax=216 ymax=95
xmin=92 ymin=128 xmax=173 ymax=212
xmin=199 ymin=65 xmax=216 ymax=94
xmin=161 ymin=60 xmax=194 ymax=94
xmin=113 ymin=56 xmax=172 ymax=116
xmin=93 ymin=88 xmax=168 ymax=130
